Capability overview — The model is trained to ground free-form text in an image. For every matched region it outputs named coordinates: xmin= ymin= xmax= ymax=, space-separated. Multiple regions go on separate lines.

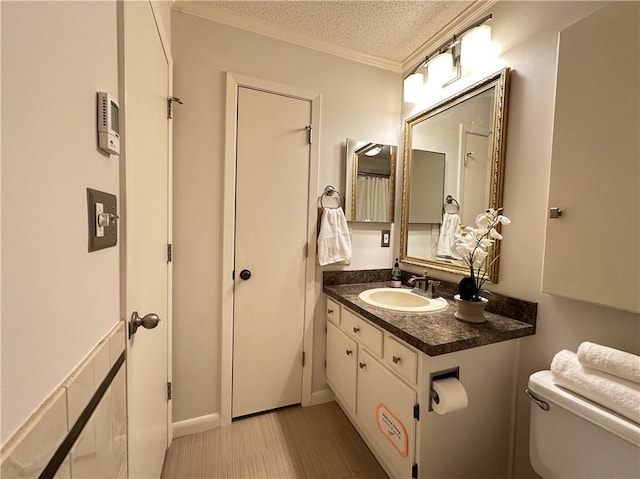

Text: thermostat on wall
xmin=97 ymin=92 xmax=120 ymax=155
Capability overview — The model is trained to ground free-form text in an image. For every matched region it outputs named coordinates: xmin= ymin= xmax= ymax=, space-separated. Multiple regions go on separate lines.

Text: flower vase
xmin=454 ymin=294 xmax=488 ymax=323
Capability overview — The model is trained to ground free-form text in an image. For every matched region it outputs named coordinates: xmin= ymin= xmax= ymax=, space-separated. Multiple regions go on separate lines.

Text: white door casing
xmin=121 ymin=1 xmax=172 ymax=477
xmin=232 ymin=87 xmax=310 ymax=417
xmin=222 ymin=73 xmax=320 ymax=425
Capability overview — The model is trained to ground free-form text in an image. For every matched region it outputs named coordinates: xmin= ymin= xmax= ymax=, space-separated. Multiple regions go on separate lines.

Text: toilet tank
xmin=527 ymin=370 xmax=640 ymax=479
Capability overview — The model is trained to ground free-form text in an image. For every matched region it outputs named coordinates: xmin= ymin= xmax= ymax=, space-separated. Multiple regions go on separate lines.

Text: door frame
xmin=118 ymin=0 xmax=173 ymax=447
xmin=221 ymin=72 xmax=320 ymax=426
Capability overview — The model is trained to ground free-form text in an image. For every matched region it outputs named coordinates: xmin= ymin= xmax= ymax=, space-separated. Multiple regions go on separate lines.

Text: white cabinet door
xmin=542 ymin=3 xmax=639 ymax=313
xmin=358 ymin=349 xmax=417 ymax=478
xmin=327 ymin=321 xmax=357 ymax=412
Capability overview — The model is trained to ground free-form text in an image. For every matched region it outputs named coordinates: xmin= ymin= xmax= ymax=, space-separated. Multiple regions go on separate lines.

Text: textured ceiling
xmin=171 ymin=1 xmax=474 ymax=68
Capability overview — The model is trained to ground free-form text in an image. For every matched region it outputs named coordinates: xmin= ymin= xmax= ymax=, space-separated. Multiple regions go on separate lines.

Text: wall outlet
xmin=381 ymin=230 xmax=390 ymax=247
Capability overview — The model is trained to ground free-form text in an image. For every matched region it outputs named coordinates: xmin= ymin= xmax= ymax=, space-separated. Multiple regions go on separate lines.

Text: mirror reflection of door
xmin=459 ymin=126 xmax=491 ymax=226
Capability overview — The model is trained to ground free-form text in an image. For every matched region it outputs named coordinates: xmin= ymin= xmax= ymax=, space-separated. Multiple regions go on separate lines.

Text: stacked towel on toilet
xmin=317 ymin=208 xmax=352 ymax=266
xmin=550 ymin=342 xmax=640 ymax=423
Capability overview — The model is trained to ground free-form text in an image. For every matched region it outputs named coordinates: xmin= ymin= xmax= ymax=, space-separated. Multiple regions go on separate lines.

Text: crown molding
xmin=171 ymin=4 xmax=403 ymax=73
xmin=402 ymin=0 xmax=499 ymax=75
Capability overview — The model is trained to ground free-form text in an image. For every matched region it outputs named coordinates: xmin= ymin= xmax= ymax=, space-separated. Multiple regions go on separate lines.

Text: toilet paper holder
xmin=428 ymin=367 xmax=460 ymax=411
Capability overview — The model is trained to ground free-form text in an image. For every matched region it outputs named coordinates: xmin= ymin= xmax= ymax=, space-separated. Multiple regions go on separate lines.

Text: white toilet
xmin=527 ymin=370 xmax=640 ymax=478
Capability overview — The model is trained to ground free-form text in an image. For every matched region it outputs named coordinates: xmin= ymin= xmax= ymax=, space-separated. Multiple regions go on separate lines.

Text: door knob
xmin=129 ymin=311 xmax=161 ymax=338
xmin=239 ymin=269 xmax=252 ymax=280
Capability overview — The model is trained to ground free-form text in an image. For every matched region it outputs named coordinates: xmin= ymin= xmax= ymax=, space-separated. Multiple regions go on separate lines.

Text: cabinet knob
xmin=327 ymin=309 xmax=334 ymax=314
xmin=353 ymin=327 xmax=360 ymax=333
xmin=345 ymin=349 xmax=353 ymax=356
xmin=549 ymin=207 xmax=563 ymax=218
xmin=392 ymin=355 xmax=401 ymax=364
xmin=359 ymin=362 xmax=366 ymax=369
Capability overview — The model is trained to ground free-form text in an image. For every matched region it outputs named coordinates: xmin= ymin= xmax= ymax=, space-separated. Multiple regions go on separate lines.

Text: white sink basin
xmin=358 ymin=288 xmax=449 ymax=313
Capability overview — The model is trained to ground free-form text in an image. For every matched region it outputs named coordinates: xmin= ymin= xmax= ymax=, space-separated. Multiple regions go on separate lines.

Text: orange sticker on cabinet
xmin=375 ymin=402 xmax=408 ymax=457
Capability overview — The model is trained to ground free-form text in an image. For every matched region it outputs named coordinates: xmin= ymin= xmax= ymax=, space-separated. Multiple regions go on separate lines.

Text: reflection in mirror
xmin=345 ymin=139 xmax=396 ymax=222
xmin=400 ymin=68 xmax=510 ymax=282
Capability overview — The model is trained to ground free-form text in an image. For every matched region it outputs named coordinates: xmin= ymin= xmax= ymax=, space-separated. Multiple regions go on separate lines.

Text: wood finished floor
xmin=161 ymin=401 xmax=389 ymax=479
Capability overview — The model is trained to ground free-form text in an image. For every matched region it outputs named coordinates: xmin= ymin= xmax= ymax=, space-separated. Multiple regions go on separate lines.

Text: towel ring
xmin=320 ymin=185 xmax=344 ymax=210
xmin=444 ymin=195 xmax=460 ymax=214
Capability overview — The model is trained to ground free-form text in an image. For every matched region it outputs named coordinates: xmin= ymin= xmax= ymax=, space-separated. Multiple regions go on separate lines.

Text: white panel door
xmin=233 ymin=87 xmax=311 ymax=418
xmin=124 ymin=2 xmax=171 ymax=477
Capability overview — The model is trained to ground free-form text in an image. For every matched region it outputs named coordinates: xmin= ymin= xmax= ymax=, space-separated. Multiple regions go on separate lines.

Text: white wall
xmin=403 ymin=2 xmax=640 ymax=477
xmin=1 ymin=1 xmax=120 ymax=444
xmin=171 ymin=10 xmax=401 ymax=422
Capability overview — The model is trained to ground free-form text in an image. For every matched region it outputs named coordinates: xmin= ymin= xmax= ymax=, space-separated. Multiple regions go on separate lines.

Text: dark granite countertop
xmin=324 ymin=280 xmax=536 ymax=357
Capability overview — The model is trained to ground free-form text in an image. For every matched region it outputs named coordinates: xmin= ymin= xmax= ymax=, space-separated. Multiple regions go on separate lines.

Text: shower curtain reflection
xmin=356 ymin=176 xmax=390 ymax=222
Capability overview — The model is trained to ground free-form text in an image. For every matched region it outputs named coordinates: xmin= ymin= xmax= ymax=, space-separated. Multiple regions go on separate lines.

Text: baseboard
xmin=172 ymin=413 xmax=221 ymax=438
xmin=310 ymin=388 xmax=335 ymax=405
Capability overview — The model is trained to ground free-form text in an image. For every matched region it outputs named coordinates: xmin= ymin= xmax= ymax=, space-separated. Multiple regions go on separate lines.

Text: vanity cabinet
xmin=325 ymin=294 xmax=520 ymax=478
xmin=542 ymin=3 xmax=639 ymax=313
xmin=326 ymin=300 xmax=418 ymax=478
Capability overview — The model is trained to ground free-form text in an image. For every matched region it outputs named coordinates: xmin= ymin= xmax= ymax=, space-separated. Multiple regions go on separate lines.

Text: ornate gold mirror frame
xmin=400 ymin=68 xmax=511 ymax=282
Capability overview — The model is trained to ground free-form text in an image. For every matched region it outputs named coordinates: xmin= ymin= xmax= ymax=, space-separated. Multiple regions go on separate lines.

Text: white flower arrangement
xmin=455 ymin=208 xmax=511 ymax=301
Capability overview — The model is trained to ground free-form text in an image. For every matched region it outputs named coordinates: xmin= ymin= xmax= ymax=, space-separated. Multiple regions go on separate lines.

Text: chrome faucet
xmin=408 ymin=272 xmax=440 ymax=299
xmin=408 ymin=273 xmax=429 ymax=294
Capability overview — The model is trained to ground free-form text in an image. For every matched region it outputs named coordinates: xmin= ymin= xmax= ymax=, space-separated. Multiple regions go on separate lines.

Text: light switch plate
xmin=381 ymin=230 xmax=390 ymax=247
xmin=87 ymin=188 xmax=117 ymax=252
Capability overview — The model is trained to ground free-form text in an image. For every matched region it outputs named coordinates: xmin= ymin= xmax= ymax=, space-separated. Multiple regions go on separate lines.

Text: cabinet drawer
xmin=326 ymin=297 xmax=341 ymax=325
xmin=384 ymin=335 xmax=418 ymax=385
xmin=342 ymin=308 xmax=382 ymax=357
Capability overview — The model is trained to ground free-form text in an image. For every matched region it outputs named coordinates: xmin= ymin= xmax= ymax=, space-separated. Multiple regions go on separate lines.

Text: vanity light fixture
xmin=403 ymin=14 xmax=493 ymax=103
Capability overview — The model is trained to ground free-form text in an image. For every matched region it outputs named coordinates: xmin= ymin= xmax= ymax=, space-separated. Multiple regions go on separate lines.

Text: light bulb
xmin=403 ymin=72 xmax=424 ymax=103
xmin=461 ymin=25 xmax=492 ymax=70
xmin=428 ymin=51 xmax=455 ymax=87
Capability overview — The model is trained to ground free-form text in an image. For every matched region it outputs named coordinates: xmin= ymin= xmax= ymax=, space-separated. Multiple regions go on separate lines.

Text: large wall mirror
xmin=345 ymin=139 xmax=397 ymax=223
xmin=400 ymin=68 xmax=510 ymax=282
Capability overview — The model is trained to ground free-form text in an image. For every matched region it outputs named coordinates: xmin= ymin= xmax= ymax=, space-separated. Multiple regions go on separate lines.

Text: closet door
xmin=232 ymin=87 xmax=311 ymax=417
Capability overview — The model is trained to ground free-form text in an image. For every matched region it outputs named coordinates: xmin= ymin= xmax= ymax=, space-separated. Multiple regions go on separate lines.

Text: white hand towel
xmin=436 ymin=213 xmax=461 ymax=259
xmin=551 ymin=350 xmax=640 ymax=424
xmin=317 ymin=208 xmax=352 ymax=266
xmin=577 ymin=342 xmax=640 ymax=384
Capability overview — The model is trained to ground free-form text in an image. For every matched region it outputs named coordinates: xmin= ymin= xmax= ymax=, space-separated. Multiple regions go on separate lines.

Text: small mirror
xmin=400 ymin=68 xmax=510 ymax=282
xmin=345 ymin=139 xmax=397 ymax=223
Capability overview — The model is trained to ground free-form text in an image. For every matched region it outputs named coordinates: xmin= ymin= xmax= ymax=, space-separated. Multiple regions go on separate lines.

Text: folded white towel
xmin=577 ymin=341 xmax=640 ymax=384
xmin=551 ymin=350 xmax=640 ymax=424
xmin=436 ymin=213 xmax=461 ymax=259
xmin=317 ymin=208 xmax=352 ymax=266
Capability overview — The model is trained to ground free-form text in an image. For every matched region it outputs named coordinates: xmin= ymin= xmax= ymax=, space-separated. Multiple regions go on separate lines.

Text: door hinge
xmin=304 ymin=242 xmax=309 ymax=258
xmin=324 ymin=360 xmax=327 ymax=368
xmin=167 ymin=244 xmax=173 ymax=263
xmin=167 ymin=96 xmax=183 ymax=120
xmin=413 ymin=403 xmax=420 ymax=420
xmin=167 ymin=381 xmax=172 ymax=400
xmin=305 ymin=125 xmax=313 ymax=144
xmin=302 ymin=351 xmax=306 ymax=367
xmin=412 ymin=463 xmax=418 ymax=478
